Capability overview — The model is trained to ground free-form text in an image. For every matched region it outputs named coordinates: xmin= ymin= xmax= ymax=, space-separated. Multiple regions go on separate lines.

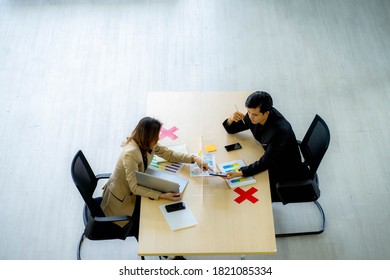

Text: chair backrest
xmin=71 ymin=150 xmax=105 ymax=217
xmin=300 ymin=115 xmax=330 ymax=178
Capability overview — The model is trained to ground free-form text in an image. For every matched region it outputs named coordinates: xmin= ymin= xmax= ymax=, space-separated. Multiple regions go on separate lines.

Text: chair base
xmin=77 ymin=233 xmax=85 ymax=260
xmin=77 ymin=232 xmax=145 ymax=260
xmin=275 ymin=201 xmax=325 ymax=237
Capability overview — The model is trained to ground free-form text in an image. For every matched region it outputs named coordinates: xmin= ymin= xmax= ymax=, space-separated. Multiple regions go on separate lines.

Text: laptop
xmin=136 ymin=169 xmax=189 ymax=193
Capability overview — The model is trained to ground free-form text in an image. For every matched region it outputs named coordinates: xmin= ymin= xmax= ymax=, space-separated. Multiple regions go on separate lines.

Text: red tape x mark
xmin=234 ymin=187 xmax=259 ymax=204
xmin=160 ymin=126 xmax=178 ymax=140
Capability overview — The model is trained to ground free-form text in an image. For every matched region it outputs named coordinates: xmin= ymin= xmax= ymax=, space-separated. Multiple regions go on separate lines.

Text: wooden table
xmin=138 ymin=91 xmax=277 ymax=256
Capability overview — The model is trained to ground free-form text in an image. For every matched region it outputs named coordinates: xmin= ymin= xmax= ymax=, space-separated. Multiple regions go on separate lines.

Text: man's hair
xmin=245 ymin=91 xmax=273 ymax=113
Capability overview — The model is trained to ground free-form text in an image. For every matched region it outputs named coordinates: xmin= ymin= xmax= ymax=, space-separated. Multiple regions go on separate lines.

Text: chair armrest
xmin=95 ymin=173 xmax=111 ymax=181
xmin=94 ymin=215 xmax=132 ymax=223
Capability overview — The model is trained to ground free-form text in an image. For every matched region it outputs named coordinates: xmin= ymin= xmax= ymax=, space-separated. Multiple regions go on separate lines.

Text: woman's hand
xmin=226 ymin=171 xmax=243 ymax=180
xmin=159 ymin=192 xmax=183 ymax=201
xmin=194 ymin=157 xmax=212 ymax=171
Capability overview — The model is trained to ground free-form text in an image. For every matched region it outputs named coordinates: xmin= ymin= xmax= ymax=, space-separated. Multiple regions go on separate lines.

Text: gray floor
xmin=1 ymin=0 xmax=389 ymax=260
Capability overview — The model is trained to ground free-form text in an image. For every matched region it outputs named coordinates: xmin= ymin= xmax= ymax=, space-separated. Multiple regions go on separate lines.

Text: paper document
xmin=217 ymin=159 xmax=256 ymax=188
xmin=160 ymin=201 xmax=198 ymax=231
xmin=190 ymin=153 xmax=216 ymax=177
xmin=149 ymin=144 xmax=187 ymax=174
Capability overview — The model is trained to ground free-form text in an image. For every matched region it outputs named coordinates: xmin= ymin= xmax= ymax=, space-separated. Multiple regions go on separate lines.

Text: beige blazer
xmin=101 ymin=139 xmax=193 ymax=227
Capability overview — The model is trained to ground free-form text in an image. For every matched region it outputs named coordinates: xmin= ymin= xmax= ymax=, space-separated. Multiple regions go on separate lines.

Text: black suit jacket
xmin=223 ymin=108 xmax=308 ymax=184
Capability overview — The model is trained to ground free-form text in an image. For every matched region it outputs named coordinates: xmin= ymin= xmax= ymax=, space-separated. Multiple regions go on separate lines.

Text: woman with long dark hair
xmin=101 ymin=117 xmax=209 ymax=237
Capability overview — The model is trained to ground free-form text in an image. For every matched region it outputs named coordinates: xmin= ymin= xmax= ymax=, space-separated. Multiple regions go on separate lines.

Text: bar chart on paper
xmin=190 ymin=153 xmax=216 ymax=177
xmin=149 ymin=157 xmax=184 ymax=174
xmin=149 ymin=144 xmax=187 ymax=174
xmin=217 ymin=160 xmax=256 ymax=188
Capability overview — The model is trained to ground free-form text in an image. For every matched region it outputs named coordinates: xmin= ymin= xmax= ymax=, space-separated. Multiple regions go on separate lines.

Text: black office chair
xmin=275 ymin=114 xmax=330 ymax=237
xmin=71 ymin=150 xmax=142 ymax=259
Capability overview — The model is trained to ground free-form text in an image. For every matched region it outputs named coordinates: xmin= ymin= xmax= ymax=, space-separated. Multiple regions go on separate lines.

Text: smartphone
xmin=165 ymin=202 xmax=186 ymax=213
xmin=224 ymin=142 xmax=242 ymax=152
xmin=209 ymin=171 xmax=228 ymax=177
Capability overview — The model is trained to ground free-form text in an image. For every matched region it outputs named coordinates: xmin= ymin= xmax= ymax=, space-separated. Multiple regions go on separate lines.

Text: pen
xmin=234 ymin=104 xmax=246 ymax=125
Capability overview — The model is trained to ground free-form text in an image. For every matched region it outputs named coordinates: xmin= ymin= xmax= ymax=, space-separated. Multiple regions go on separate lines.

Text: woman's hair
xmin=122 ymin=117 xmax=162 ymax=152
xmin=245 ymin=91 xmax=273 ymax=113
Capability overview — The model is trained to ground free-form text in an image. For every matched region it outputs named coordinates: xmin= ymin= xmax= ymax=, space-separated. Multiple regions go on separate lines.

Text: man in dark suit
xmin=222 ymin=91 xmax=309 ymax=202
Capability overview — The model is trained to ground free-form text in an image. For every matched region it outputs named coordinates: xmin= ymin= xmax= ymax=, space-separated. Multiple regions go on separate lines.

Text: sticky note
xmin=205 ymin=144 xmax=217 ymax=153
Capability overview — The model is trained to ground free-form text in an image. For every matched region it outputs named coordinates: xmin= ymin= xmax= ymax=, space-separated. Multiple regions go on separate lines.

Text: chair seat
xmin=83 ymin=197 xmax=133 ymax=241
xmin=276 ymin=174 xmax=320 ymax=205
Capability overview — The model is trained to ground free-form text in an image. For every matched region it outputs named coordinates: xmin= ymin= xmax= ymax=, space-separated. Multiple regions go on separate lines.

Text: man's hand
xmin=226 ymin=171 xmax=243 ymax=180
xmin=228 ymin=111 xmax=246 ymax=125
